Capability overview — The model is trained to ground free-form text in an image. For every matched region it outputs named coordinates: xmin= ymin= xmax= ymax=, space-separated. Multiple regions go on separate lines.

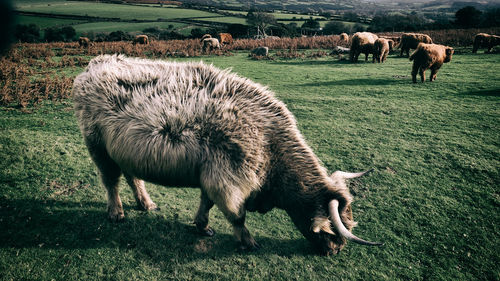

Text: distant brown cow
xmin=133 ymin=35 xmax=149 ymax=45
xmin=340 ymin=33 xmax=349 ymax=42
xmin=373 ymin=38 xmax=392 ymax=63
xmin=218 ymin=33 xmax=233 ymax=45
xmin=349 ymin=32 xmax=378 ymax=62
xmin=409 ymin=43 xmax=454 ymax=83
xmin=398 ymin=33 xmax=433 ymax=57
xmin=78 ymin=37 xmax=90 ymax=48
xmin=472 ymin=33 xmax=500 ymax=53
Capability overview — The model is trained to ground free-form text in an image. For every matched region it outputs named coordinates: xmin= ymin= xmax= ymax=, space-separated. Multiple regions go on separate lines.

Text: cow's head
xmin=444 ymin=47 xmax=454 ymax=63
xmin=287 ymin=170 xmax=382 ymax=255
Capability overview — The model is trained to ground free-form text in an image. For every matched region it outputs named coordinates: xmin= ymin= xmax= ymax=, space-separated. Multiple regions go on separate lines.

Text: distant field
xmin=197 ymin=16 xmax=247 ymax=25
xmin=15 ymin=15 xmax=86 ymax=29
xmin=15 ymin=1 xmax=221 ymax=20
xmin=72 ymin=21 xmax=188 ymax=35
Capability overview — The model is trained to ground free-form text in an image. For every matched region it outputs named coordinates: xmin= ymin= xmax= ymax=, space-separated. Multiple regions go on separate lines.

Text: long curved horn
xmin=333 ymin=169 xmax=373 ymax=179
xmin=328 ymin=199 xmax=383 ymax=246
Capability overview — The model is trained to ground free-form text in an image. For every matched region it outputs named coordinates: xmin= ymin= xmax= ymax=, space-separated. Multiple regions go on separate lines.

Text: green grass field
xmin=15 ymin=2 xmax=220 ymax=20
xmin=0 ymin=50 xmax=499 ymax=280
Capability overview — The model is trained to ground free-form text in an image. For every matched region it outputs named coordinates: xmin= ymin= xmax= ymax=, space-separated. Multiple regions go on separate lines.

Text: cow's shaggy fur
xmin=409 ymin=43 xmax=454 ymax=83
xmin=78 ymin=37 xmax=90 ymax=48
xmin=251 ymin=46 xmax=269 ymax=56
xmin=373 ymin=38 xmax=392 ymax=63
xmin=133 ymin=35 xmax=149 ymax=45
xmin=340 ymin=33 xmax=349 ymax=42
xmin=398 ymin=33 xmax=433 ymax=57
xmin=218 ymin=33 xmax=233 ymax=45
xmin=73 ymin=55 xmax=370 ymax=254
xmin=200 ymin=34 xmax=212 ymax=42
xmin=202 ymin=38 xmax=220 ymax=52
xmin=349 ymin=32 xmax=378 ymax=62
xmin=472 ymin=33 xmax=500 ymax=53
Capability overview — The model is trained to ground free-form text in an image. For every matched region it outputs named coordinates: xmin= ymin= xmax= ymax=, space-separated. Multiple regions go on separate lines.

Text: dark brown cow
xmin=218 ymin=33 xmax=233 ymax=45
xmin=472 ymin=33 xmax=500 ymax=53
xmin=409 ymin=43 xmax=454 ymax=83
xmin=133 ymin=35 xmax=149 ymax=45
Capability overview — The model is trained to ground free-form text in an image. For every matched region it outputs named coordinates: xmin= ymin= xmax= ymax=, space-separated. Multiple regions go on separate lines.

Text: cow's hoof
xmin=138 ymin=203 xmax=159 ymax=212
xmin=238 ymin=241 xmax=261 ymax=252
xmin=198 ymin=226 xmax=216 ymax=237
xmin=108 ymin=213 xmax=125 ymax=222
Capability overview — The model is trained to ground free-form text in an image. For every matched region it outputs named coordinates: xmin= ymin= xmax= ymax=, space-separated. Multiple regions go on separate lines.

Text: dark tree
xmin=227 ymin=24 xmax=250 ymax=38
xmin=455 ymin=6 xmax=482 ymax=28
xmin=190 ymin=28 xmax=206 ymax=39
xmin=106 ymin=30 xmax=131 ymax=41
xmin=323 ymin=21 xmax=347 ymax=35
xmin=481 ymin=8 xmax=500 ymax=27
xmin=61 ymin=26 xmax=76 ymax=41
xmin=246 ymin=11 xmax=276 ymax=36
xmin=301 ymin=18 xmax=320 ymax=30
xmin=15 ymin=24 xmax=40 ymax=43
xmin=44 ymin=26 xmax=76 ymax=42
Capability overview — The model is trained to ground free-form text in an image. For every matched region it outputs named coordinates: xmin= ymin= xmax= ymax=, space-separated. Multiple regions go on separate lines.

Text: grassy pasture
xmin=15 ymin=1 xmax=220 ymax=20
xmin=72 ymin=21 xmax=187 ymax=35
xmin=0 ymin=49 xmax=499 ymax=280
xmin=14 ymin=15 xmax=86 ymax=29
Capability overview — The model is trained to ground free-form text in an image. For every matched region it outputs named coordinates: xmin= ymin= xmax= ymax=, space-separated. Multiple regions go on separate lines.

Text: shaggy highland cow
xmin=398 ymin=33 xmax=433 ymax=57
xmin=349 ymin=32 xmax=378 ymax=62
xmin=72 ymin=55 xmax=382 ymax=255
xmin=472 ymin=33 xmax=500 ymax=53
xmin=202 ymin=38 xmax=220 ymax=52
xmin=339 ymin=33 xmax=349 ymax=42
xmin=133 ymin=35 xmax=149 ymax=45
xmin=251 ymin=46 xmax=269 ymax=56
xmin=373 ymin=38 xmax=392 ymax=63
xmin=78 ymin=37 xmax=90 ymax=48
xmin=200 ymin=33 xmax=212 ymax=42
xmin=218 ymin=33 xmax=233 ymax=45
xmin=409 ymin=43 xmax=454 ymax=83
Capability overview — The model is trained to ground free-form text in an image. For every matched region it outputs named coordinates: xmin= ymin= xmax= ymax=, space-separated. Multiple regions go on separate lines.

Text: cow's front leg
xmin=231 ymin=213 xmax=260 ymax=251
xmin=194 ymin=189 xmax=215 ymax=236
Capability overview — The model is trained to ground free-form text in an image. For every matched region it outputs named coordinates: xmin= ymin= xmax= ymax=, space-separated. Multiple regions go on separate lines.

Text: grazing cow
xmin=251 ymin=46 xmax=269 ymax=56
xmin=409 ymin=43 xmax=454 ymax=83
xmin=349 ymin=32 xmax=378 ymax=62
xmin=133 ymin=35 xmax=149 ymax=45
xmin=78 ymin=37 xmax=90 ymax=48
xmin=373 ymin=38 xmax=392 ymax=63
xmin=472 ymin=33 xmax=500 ymax=53
xmin=202 ymin=38 xmax=220 ymax=52
xmin=72 ymin=55 xmax=382 ymax=255
xmin=218 ymin=33 xmax=233 ymax=45
xmin=339 ymin=33 xmax=349 ymax=42
xmin=398 ymin=33 xmax=433 ymax=57
xmin=200 ymin=34 xmax=212 ymax=42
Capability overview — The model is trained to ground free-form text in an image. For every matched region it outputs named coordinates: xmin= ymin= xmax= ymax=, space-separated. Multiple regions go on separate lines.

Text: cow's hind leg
xmin=123 ymin=173 xmax=158 ymax=212
xmin=87 ymin=144 xmax=124 ymax=221
xmin=194 ymin=189 xmax=215 ymax=236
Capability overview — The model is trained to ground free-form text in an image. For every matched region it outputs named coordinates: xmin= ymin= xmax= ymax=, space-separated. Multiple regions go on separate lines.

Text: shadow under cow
xmin=0 ymin=198 xmax=312 ymax=261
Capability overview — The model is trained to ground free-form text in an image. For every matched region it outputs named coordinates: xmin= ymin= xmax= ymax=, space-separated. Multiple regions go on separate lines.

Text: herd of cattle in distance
xmin=77 ymin=31 xmax=499 ymax=84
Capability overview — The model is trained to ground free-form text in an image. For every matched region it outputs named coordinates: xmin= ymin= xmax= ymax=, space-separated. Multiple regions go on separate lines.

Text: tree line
xmin=13 ymin=6 xmax=500 ymax=43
